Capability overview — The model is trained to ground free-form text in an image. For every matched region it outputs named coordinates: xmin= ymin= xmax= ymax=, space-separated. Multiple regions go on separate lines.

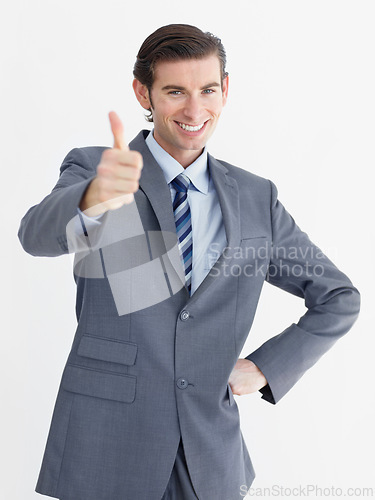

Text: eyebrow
xmin=161 ymin=82 xmax=221 ymax=91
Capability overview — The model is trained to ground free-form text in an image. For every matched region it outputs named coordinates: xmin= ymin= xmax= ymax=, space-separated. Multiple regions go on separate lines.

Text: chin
xmin=181 ymin=140 xmax=205 ymax=151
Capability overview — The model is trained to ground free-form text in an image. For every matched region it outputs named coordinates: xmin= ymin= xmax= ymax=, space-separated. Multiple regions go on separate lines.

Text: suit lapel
xmin=208 ymin=154 xmax=241 ymax=256
xmin=131 ymin=131 xmax=177 ymax=236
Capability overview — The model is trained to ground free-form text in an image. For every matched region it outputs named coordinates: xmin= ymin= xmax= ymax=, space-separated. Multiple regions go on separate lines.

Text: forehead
xmin=152 ymin=55 xmax=222 ymax=87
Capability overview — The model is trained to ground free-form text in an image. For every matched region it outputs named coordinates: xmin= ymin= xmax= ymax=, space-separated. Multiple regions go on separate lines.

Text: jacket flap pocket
xmin=77 ymin=334 xmax=137 ymax=365
xmin=62 ymin=364 xmax=136 ymax=403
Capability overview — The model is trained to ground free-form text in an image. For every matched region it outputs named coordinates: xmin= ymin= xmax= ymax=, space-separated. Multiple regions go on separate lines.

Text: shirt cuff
xmin=76 ymin=207 xmax=105 ymax=235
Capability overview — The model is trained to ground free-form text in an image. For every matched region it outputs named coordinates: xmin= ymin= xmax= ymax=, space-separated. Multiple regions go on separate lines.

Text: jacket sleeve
xmin=246 ymin=180 xmax=360 ymax=404
xmin=18 ymin=147 xmax=109 ymax=257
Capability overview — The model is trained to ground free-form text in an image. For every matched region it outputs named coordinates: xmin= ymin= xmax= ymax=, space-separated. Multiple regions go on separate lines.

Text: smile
xmin=177 ymin=122 xmax=205 ymax=132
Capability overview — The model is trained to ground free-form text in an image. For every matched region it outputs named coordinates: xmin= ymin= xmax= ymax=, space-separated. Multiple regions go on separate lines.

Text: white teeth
xmin=178 ymin=122 xmax=205 ymax=132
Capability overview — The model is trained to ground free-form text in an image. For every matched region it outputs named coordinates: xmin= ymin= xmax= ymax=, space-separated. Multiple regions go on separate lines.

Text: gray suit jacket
xmin=18 ymin=130 xmax=360 ymax=500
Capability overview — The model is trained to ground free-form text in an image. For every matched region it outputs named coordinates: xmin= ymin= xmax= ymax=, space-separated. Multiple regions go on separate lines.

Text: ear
xmin=221 ymin=75 xmax=229 ymax=106
xmin=133 ymin=79 xmax=152 ymax=110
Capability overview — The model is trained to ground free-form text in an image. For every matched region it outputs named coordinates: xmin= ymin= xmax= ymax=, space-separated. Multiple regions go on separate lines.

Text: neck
xmin=179 ymin=149 xmax=204 ymax=169
xmin=152 ymin=132 xmax=204 ymax=168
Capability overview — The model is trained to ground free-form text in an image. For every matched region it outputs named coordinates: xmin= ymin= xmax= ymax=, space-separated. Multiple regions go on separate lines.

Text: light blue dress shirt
xmin=78 ymin=130 xmax=227 ymax=295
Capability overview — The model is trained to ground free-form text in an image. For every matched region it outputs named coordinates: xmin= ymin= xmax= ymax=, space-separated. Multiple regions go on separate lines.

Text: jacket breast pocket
xmin=77 ymin=333 xmax=137 ymax=366
xmin=237 ymin=236 xmax=271 ymax=276
xmin=239 ymin=236 xmax=270 ymax=258
xmin=62 ymin=363 xmax=136 ymax=403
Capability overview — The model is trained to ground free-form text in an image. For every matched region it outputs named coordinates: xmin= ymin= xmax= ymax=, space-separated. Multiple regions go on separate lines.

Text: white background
xmin=3 ymin=1 xmax=374 ymax=498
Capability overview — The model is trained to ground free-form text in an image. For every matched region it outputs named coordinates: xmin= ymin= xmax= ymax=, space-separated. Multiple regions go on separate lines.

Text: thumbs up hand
xmin=79 ymin=111 xmax=143 ymax=216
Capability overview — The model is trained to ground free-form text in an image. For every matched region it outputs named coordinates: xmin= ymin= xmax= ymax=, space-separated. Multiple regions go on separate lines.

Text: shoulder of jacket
xmin=215 ymin=158 xmax=273 ymax=189
xmin=78 ymin=146 xmax=110 ymax=161
xmin=62 ymin=146 xmax=109 ymax=169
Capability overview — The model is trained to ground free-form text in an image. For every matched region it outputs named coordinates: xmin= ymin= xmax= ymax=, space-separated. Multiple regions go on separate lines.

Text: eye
xmin=168 ymin=90 xmax=182 ymax=95
xmin=202 ymin=89 xmax=215 ymax=94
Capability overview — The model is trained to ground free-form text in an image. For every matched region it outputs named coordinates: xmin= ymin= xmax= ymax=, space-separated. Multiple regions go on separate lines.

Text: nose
xmin=182 ymin=96 xmax=203 ymax=122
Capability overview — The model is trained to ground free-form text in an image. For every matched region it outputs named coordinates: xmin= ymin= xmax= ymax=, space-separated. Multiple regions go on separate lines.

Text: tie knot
xmin=171 ymin=173 xmax=190 ymax=193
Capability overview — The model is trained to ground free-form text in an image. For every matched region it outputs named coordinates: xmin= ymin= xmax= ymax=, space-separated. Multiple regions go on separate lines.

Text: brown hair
xmin=133 ymin=24 xmax=228 ymax=122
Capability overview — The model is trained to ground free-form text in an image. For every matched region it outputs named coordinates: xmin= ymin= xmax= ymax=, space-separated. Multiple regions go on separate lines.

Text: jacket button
xmin=176 ymin=378 xmax=188 ymax=389
xmin=180 ymin=310 xmax=190 ymax=321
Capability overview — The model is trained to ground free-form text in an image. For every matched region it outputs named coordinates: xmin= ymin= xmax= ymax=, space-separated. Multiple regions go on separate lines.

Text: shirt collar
xmin=145 ymin=129 xmax=209 ymax=194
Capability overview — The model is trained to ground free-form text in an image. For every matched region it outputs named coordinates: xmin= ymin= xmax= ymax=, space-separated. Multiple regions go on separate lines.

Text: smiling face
xmin=133 ymin=55 xmax=229 ymax=167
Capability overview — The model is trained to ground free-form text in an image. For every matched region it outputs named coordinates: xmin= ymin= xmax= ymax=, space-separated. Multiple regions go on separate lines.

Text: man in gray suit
xmin=18 ymin=24 xmax=360 ymax=500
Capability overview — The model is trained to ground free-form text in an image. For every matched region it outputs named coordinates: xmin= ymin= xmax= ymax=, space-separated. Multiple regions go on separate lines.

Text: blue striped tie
xmin=171 ymin=173 xmax=193 ymax=295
